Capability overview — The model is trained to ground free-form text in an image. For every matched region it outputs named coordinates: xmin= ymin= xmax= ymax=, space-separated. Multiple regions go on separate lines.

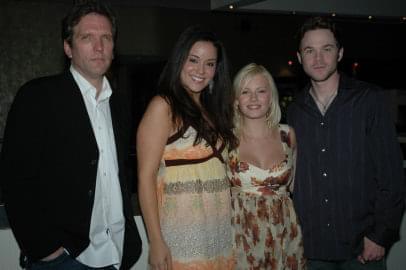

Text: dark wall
xmin=0 ymin=2 xmax=406 ymax=196
xmin=1 ymin=3 xmax=405 ymax=137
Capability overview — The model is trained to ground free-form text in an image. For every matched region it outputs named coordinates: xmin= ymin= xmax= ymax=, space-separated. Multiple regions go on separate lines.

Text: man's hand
xmin=357 ymin=237 xmax=385 ymax=264
xmin=41 ymin=247 xmax=65 ymax=261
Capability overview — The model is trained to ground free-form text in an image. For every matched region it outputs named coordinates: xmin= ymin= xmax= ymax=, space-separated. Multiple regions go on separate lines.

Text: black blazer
xmin=0 ymin=71 xmax=141 ymax=269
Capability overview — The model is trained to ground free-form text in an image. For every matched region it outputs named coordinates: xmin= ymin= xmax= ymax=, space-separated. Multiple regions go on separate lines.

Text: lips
xmin=191 ymin=75 xmax=204 ymax=82
xmin=92 ymin=58 xmax=105 ymax=62
xmin=247 ymin=105 xmax=261 ymax=109
xmin=313 ymin=65 xmax=325 ymax=69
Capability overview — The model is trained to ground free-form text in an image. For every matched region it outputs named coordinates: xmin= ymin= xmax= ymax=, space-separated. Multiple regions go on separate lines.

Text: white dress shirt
xmin=70 ymin=66 xmax=125 ymax=269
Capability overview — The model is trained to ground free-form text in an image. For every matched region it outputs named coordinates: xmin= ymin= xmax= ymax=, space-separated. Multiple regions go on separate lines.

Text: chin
xmin=309 ymin=73 xmax=329 ymax=82
xmin=188 ymin=86 xmax=207 ymax=93
xmin=242 ymin=114 xmax=267 ymax=120
xmin=312 ymin=69 xmax=337 ymax=82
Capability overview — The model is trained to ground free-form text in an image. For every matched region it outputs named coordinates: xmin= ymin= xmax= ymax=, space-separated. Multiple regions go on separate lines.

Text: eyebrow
xmin=189 ymin=54 xmax=217 ymax=61
xmin=77 ymin=31 xmax=112 ymax=36
xmin=301 ymin=43 xmax=336 ymax=50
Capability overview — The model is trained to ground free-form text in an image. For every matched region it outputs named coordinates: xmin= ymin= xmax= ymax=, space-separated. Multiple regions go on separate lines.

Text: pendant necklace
xmin=310 ymin=88 xmax=338 ymax=115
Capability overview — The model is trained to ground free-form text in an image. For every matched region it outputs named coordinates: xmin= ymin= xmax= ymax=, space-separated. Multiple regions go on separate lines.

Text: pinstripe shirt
xmin=287 ymin=74 xmax=405 ymax=260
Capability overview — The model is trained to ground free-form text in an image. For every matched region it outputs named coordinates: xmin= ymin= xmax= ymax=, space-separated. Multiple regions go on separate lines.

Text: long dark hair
xmin=158 ymin=25 xmax=237 ymax=149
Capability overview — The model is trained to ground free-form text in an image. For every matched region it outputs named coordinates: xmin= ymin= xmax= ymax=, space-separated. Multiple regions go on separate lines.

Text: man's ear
xmin=63 ymin=40 xmax=72 ymax=59
xmin=338 ymin=47 xmax=344 ymax=62
xmin=296 ymin=51 xmax=302 ymax=65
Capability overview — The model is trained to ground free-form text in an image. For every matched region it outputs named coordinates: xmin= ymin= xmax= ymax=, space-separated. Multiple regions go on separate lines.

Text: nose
xmin=197 ymin=63 xmax=205 ymax=75
xmin=250 ymin=92 xmax=258 ymax=101
xmin=314 ymin=50 xmax=323 ymax=62
xmin=93 ymin=38 xmax=104 ymax=52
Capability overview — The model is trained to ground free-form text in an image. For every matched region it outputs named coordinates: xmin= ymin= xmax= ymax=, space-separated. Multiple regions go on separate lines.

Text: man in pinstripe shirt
xmin=288 ymin=16 xmax=405 ymax=270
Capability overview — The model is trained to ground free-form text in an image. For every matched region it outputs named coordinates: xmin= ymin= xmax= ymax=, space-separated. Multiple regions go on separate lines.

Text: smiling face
xmin=63 ymin=13 xmax=114 ymax=87
xmin=297 ymin=28 xmax=343 ymax=83
xmin=180 ymin=41 xmax=217 ymax=101
xmin=237 ymin=73 xmax=272 ymax=121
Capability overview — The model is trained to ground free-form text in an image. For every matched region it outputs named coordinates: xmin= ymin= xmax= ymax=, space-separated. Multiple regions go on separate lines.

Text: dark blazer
xmin=0 ymin=71 xmax=142 ymax=269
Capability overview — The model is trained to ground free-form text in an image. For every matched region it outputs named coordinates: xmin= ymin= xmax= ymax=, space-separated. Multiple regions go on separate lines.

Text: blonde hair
xmin=233 ymin=63 xmax=281 ymax=137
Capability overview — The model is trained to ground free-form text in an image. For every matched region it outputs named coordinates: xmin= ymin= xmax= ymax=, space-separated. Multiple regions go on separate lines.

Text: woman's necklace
xmin=310 ymin=87 xmax=338 ymax=115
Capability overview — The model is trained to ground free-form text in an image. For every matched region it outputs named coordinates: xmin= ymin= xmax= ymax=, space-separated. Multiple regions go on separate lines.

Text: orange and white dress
xmin=157 ymin=126 xmax=235 ymax=269
xmin=227 ymin=124 xmax=305 ymax=270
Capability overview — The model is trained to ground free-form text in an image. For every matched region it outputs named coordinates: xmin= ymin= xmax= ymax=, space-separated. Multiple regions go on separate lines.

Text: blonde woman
xmin=227 ymin=63 xmax=305 ymax=269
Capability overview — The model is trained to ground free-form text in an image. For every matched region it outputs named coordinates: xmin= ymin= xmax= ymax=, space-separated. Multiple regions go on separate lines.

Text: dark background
xmin=0 ymin=1 xmax=405 ymax=198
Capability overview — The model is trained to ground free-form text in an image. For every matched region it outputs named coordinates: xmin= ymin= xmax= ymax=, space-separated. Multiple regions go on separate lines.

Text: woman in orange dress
xmin=137 ymin=26 xmax=237 ymax=270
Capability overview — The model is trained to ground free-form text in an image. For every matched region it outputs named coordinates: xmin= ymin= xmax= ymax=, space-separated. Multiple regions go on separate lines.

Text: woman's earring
xmin=209 ymin=80 xmax=214 ymax=94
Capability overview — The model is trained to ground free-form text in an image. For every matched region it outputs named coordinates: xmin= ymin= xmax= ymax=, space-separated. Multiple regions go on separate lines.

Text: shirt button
xmin=321 ymin=148 xmax=326 ymax=152
xmin=88 ymin=190 xmax=93 ymax=197
xmin=324 ymin=198 xmax=329 ymax=203
xmin=320 ymin=122 xmax=325 ymax=126
xmin=327 ymin=223 xmax=330 ymax=227
xmin=322 ymin=172 xmax=327 ymax=177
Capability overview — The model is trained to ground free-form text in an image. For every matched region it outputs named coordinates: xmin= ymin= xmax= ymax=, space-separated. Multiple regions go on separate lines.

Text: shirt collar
xmin=302 ymin=72 xmax=353 ymax=100
xmin=70 ymin=65 xmax=112 ymax=102
xmin=299 ymin=72 xmax=359 ymax=115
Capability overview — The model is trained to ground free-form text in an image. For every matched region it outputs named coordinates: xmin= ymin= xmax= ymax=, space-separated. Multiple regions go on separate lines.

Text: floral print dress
xmin=227 ymin=124 xmax=305 ymax=270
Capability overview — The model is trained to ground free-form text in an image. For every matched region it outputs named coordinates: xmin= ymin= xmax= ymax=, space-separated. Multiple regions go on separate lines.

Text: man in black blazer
xmin=0 ymin=2 xmax=141 ymax=269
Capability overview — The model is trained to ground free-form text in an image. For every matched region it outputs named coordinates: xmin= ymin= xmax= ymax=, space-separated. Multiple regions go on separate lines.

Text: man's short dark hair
xmin=297 ymin=16 xmax=342 ymax=51
xmin=62 ymin=0 xmax=117 ymax=46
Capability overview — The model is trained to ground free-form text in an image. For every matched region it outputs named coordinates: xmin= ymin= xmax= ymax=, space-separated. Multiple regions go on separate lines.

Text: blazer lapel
xmin=61 ymin=71 xmax=99 ymax=156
